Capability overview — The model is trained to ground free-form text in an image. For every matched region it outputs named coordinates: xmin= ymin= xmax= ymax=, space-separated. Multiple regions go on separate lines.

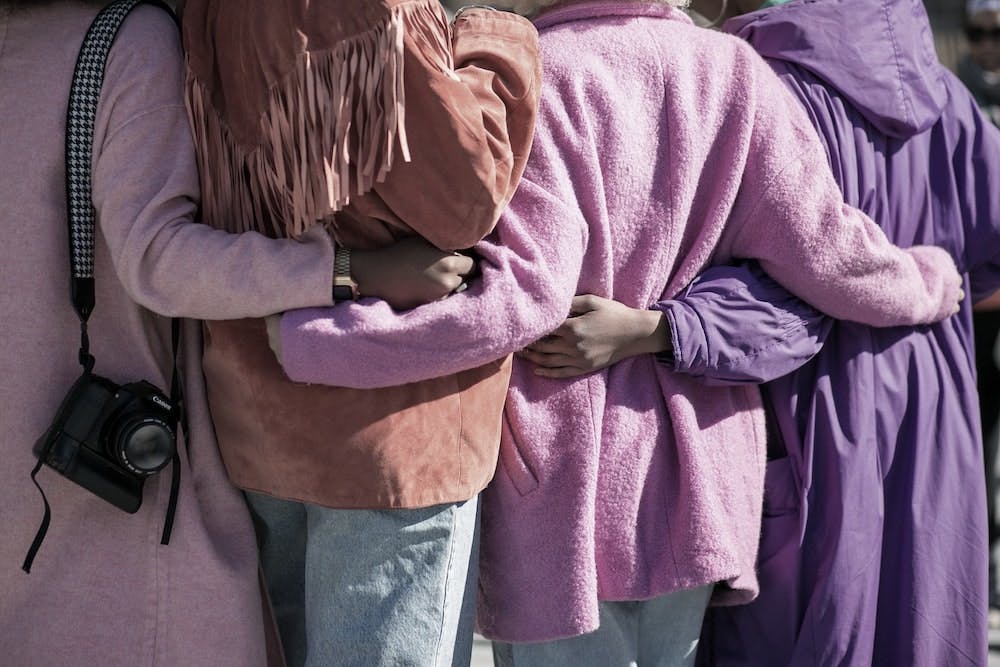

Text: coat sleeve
xmin=275 ymin=97 xmax=588 ymax=388
xmin=720 ymin=52 xmax=962 ymax=327
xmin=371 ymin=6 xmax=542 ymax=250
xmin=91 ymin=7 xmax=335 ymax=320
xmin=655 ymin=262 xmax=830 ymax=385
xmin=277 ymin=176 xmax=586 ymax=388
xmin=949 ymin=74 xmax=1000 ymax=303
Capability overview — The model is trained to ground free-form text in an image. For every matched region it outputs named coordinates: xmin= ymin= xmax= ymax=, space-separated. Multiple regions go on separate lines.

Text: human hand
xmin=974 ymin=288 xmax=1000 ymax=312
xmin=265 ymin=314 xmax=283 ymax=365
xmin=352 ymin=237 xmax=476 ymax=310
xmin=518 ymin=294 xmax=671 ymax=378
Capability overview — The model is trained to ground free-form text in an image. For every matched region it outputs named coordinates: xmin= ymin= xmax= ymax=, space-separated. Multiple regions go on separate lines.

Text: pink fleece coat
xmin=277 ymin=2 xmax=961 ymax=642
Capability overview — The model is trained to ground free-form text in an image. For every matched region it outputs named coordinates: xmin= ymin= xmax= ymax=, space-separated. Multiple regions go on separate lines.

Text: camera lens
xmin=115 ymin=418 xmax=174 ymax=475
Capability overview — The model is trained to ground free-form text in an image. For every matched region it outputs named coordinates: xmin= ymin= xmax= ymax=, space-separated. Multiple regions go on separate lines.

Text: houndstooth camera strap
xmin=64 ymin=0 xmax=186 ymax=545
xmin=22 ymin=0 xmax=184 ymax=575
xmin=66 ymin=0 xmax=145 ymax=291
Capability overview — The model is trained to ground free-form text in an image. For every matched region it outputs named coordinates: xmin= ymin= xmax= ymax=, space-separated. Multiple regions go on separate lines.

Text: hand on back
xmin=519 ymin=294 xmax=671 ymax=378
xmin=353 ymin=236 xmax=477 ymax=311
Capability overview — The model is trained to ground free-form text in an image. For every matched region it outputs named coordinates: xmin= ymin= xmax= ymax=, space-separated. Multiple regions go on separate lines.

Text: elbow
xmin=423 ymin=180 xmax=507 ymax=250
xmin=116 ymin=260 xmax=185 ymax=319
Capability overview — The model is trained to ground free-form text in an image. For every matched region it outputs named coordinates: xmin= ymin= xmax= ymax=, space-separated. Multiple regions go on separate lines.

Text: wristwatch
xmin=333 ymin=247 xmax=358 ymax=302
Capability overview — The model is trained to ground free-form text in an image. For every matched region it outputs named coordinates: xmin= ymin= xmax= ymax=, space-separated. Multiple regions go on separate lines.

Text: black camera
xmin=34 ymin=372 xmax=177 ymax=514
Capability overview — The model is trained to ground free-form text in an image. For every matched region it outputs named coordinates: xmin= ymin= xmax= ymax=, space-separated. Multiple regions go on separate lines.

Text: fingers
xmin=264 ymin=314 xmax=284 ymax=364
xmin=533 ymin=365 xmax=590 ymax=379
xmin=522 ymin=334 xmax=575 ymax=356
xmin=446 ymin=253 xmax=476 ymax=276
xmin=517 ymin=347 xmax=577 ymax=368
xmin=570 ymin=294 xmax=603 ymax=315
xmin=517 ymin=348 xmax=592 ymax=378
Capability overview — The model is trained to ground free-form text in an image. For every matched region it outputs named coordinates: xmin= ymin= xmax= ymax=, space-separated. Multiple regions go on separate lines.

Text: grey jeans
xmin=492 ymin=584 xmax=713 ymax=667
xmin=246 ymin=492 xmax=480 ymax=667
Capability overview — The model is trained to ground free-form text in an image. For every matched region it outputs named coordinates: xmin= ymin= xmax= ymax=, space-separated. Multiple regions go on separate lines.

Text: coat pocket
xmin=759 ymin=456 xmax=801 ymax=567
xmin=498 ymin=411 xmax=539 ymax=496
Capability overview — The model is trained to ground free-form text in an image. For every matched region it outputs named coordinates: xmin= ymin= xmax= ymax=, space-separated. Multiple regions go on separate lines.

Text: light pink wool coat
xmin=276 ymin=2 xmax=961 ymax=642
xmin=0 ymin=4 xmax=335 ymax=664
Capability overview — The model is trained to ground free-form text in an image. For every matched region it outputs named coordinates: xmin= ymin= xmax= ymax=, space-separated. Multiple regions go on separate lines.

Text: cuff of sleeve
xmin=279 ymin=308 xmax=319 ymax=384
xmin=652 ymin=302 xmax=699 ymax=372
xmin=908 ymin=245 xmax=963 ymax=323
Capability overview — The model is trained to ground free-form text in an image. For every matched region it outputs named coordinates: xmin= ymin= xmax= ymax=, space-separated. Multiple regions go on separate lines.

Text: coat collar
xmin=533 ymin=1 xmax=692 ymax=31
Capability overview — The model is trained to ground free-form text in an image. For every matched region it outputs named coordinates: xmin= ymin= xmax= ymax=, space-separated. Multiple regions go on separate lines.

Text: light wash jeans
xmin=246 ymin=492 xmax=480 ymax=667
xmin=492 ymin=584 xmax=713 ymax=667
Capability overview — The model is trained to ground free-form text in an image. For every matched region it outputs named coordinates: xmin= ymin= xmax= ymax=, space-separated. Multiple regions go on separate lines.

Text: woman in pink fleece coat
xmin=268 ymin=0 xmax=964 ymax=663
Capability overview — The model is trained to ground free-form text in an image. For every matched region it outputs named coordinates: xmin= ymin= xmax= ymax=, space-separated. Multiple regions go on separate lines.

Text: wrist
xmin=333 ymin=246 xmax=359 ymax=302
xmin=626 ymin=310 xmax=672 ymax=357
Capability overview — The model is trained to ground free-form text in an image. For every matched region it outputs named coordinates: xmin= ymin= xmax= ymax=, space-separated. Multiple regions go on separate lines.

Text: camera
xmin=34 ymin=372 xmax=177 ymax=514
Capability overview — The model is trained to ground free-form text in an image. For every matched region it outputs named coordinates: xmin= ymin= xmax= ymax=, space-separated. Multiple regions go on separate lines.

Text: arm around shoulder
xmin=91 ymin=9 xmax=335 ymax=320
xmin=723 ymin=58 xmax=963 ymax=327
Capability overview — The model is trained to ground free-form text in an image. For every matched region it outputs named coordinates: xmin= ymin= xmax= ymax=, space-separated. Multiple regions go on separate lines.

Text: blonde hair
xmin=493 ymin=0 xmax=688 ymax=17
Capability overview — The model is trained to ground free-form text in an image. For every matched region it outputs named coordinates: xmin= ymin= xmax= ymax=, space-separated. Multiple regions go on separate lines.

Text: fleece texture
xmin=278 ymin=1 xmax=961 ymax=642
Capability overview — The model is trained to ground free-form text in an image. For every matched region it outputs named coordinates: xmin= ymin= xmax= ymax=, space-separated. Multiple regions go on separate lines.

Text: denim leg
xmin=492 ymin=584 xmax=712 ymax=667
xmin=302 ymin=496 xmax=480 ymax=667
xmin=246 ymin=492 xmax=309 ymax=667
xmin=637 ymin=584 xmax=712 ymax=666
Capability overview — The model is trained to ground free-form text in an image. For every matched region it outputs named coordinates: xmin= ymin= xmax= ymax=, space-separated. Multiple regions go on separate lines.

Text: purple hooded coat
xmin=665 ymin=1 xmax=1000 ymax=665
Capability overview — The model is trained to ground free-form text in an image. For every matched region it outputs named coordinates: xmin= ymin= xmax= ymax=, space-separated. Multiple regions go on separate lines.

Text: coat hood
xmin=725 ymin=0 xmax=948 ymax=138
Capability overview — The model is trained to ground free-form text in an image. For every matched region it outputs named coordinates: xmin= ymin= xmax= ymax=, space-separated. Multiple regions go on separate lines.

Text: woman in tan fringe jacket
xmin=2 ymin=2 xmax=477 ymax=666
xmin=180 ymin=2 xmax=542 ymax=666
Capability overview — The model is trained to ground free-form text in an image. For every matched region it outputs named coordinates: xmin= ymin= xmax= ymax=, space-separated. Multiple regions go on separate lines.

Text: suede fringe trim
xmin=185 ymin=1 xmax=454 ymax=238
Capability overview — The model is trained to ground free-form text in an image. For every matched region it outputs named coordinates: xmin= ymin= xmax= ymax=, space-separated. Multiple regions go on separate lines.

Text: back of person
xmin=179 ymin=2 xmax=542 ymax=664
xmin=181 ymin=0 xmax=539 ymax=511
xmin=698 ymin=1 xmax=1000 ymax=664
xmin=257 ymin=4 xmax=964 ymax=664
xmin=476 ymin=7 xmax=782 ymax=639
xmin=472 ymin=1 xmax=962 ymax=644
xmin=0 ymin=3 xmax=271 ymax=664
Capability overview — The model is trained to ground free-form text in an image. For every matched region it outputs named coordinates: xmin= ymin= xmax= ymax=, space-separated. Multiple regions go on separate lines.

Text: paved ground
xmin=472 ymin=631 xmax=1000 ymax=666
xmin=471 ymin=635 xmax=492 ymax=667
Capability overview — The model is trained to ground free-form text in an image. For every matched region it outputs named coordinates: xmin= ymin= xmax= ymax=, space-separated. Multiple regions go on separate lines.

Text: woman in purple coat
xmin=528 ymin=0 xmax=1000 ymax=663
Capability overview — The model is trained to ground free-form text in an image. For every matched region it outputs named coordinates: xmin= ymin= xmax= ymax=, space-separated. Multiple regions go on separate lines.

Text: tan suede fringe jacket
xmin=181 ymin=0 xmax=541 ymax=509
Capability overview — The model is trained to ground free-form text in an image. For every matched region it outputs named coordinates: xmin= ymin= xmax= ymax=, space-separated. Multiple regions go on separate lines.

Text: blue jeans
xmin=492 ymin=584 xmax=713 ymax=667
xmin=246 ymin=492 xmax=480 ymax=667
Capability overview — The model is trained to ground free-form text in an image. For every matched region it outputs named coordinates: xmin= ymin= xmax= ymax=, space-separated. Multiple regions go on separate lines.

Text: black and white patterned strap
xmin=24 ymin=0 xmax=181 ymax=575
xmin=65 ymin=0 xmax=144 ymax=316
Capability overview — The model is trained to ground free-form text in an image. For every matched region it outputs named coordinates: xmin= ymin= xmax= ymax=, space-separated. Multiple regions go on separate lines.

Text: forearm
xmin=93 ymin=108 xmax=335 ymax=320
xmin=620 ymin=309 xmax=672 ymax=358
xmin=279 ymin=179 xmax=585 ymax=388
xmin=729 ymin=149 xmax=960 ymax=327
xmin=724 ymin=59 xmax=961 ymax=328
xmin=976 ymin=289 xmax=1000 ymax=312
xmin=656 ymin=263 xmax=829 ymax=385
xmin=757 ymin=193 xmax=960 ymax=327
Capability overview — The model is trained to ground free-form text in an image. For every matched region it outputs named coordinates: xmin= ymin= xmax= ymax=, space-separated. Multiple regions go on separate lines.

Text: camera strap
xmin=23 ymin=0 xmax=183 ymax=574
xmin=160 ymin=317 xmax=185 ymax=546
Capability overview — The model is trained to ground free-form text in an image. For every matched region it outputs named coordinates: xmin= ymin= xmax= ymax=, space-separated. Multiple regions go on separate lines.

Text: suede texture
xmin=204 ymin=318 xmax=511 ymax=508
xmin=185 ymin=2 xmax=540 ymax=509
